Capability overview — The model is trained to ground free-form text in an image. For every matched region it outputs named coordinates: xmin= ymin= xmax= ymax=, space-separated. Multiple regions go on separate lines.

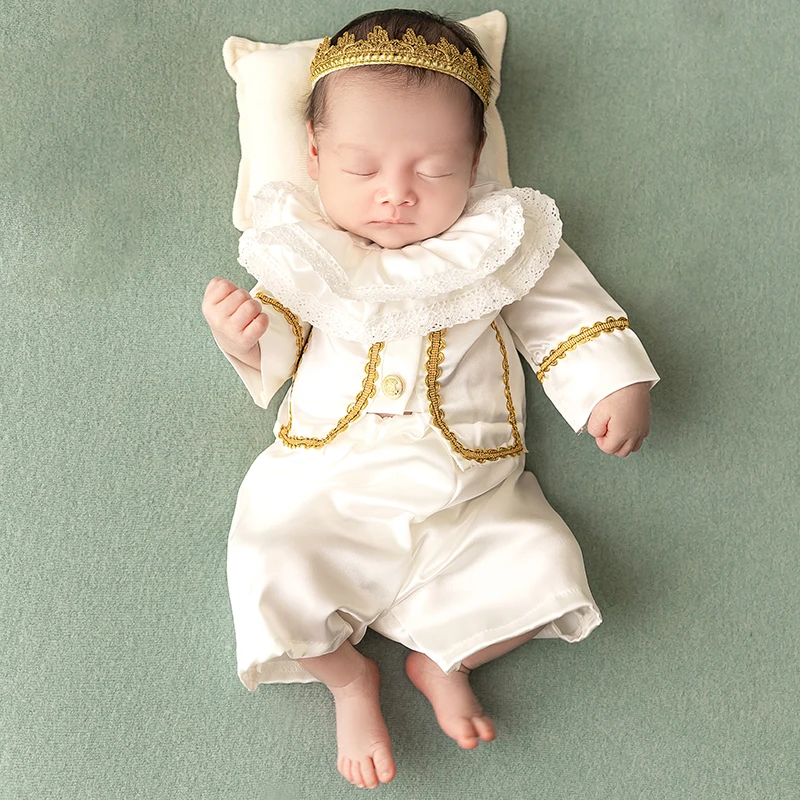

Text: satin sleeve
xmin=500 ymin=238 xmax=660 ymax=433
xmin=212 ymin=281 xmax=311 ymax=409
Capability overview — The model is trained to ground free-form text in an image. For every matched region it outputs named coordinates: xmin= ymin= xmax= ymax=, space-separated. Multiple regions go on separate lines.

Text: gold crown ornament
xmin=309 ymin=25 xmax=492 ymax=108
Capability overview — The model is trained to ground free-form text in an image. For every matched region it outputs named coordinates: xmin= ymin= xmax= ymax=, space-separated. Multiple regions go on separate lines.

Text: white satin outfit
xmin=216 ymin=180 xmax=660 ymax=688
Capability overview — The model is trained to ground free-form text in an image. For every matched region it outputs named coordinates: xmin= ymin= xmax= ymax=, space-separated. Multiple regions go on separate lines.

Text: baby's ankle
xmin=330 ymin=656 xmax=378 ymax=699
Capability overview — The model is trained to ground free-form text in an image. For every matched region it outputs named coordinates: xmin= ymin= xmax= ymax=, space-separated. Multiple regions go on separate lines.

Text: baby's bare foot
xmin=330 ymin=657 xmax=396 ymax=789
xmin=405 ymin=651 xmax=497 ymax=749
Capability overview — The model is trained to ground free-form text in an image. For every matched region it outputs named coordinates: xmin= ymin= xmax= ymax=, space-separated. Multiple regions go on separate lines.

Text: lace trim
xmin=239 ymin=183 xmax=563 ymax=343
xmin=254 ymin=292 xmax=305 ymax=370
xmin=278 ymin=331 xmax=386 ymax=448
xmin=251 ymin=183 xmax=535 ymax=301
xmin=536 ymin=317 xmax=630 ymax=383
xmin=426 ymin=324 xmax=524 ymax=463
xmin=238 ymin=230 xmax=560 ymax=344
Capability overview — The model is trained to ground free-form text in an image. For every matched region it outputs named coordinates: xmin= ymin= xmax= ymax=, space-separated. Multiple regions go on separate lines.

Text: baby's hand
xmin=202 ymin=277 xmax=268 ymax=359
xmin=586 ymin=382 xmax=651 ymax=458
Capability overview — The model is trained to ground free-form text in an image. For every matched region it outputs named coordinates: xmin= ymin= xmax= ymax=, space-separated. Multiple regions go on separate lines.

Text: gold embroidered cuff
xmin=536 ymin=317 xmax=630 ymax=383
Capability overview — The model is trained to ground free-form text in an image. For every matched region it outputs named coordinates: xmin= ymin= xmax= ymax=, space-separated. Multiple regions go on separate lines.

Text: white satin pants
xmin=226 ymin=411 xmax=601 ymax=688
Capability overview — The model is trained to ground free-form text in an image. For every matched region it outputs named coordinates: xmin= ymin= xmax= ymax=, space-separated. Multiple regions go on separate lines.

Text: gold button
xmin=381 ymin=374 xmax=404 ymax=399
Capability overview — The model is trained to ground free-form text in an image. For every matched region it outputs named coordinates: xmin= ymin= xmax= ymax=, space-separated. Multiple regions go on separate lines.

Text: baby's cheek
xmin=329 ymin=197 xmax=362 ymax=231
xmin=437 ymin=188 xmax=472 ymax=231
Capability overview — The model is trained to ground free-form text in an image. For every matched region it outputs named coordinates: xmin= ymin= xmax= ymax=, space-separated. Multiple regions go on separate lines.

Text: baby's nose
xmin=378 ymin=177 xmax=416 ymax=207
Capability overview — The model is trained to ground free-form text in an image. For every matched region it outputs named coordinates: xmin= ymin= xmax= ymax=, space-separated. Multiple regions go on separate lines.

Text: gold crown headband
xmin=309 ymin=25 xmax=491 ymax=108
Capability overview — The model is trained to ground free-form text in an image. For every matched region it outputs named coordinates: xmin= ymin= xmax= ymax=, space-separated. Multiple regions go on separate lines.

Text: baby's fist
xmin=202 ymin=277 xmax=268 ymax=358
xmin=586 ymin=382 xmax=651 ymax=458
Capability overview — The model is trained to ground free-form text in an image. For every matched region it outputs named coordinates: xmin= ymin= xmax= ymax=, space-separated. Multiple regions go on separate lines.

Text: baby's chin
xmin=359 ymin=222 xmax=444 ymax=250
xmin=367 ymin=230 xmax=420 ymax=249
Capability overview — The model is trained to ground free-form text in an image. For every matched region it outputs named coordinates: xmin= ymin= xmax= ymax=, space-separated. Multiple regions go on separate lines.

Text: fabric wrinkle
xmin=219 ymin=179 xmax=659 ymax=688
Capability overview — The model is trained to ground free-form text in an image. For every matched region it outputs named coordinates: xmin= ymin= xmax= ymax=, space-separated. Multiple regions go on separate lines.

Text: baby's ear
xmin=469 ymin=132 xmax=487 ymax=186
xmin=306 ymin=120 xmax=320 ymax=181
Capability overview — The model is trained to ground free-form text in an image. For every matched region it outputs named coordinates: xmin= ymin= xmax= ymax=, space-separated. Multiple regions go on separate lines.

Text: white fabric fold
xmin=237 ymin=179 xmax=563 ymax=343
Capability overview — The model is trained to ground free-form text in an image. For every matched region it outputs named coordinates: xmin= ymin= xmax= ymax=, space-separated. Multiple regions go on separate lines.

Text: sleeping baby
xmin=202 ymin=7 xmax=659 ymax=790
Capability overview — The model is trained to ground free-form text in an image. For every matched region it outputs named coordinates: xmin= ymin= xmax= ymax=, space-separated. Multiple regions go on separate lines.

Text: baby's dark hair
xmin=304 ymin=8 xmax=493 ymax=155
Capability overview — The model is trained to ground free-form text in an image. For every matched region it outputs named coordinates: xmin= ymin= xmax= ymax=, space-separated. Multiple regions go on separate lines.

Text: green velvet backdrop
xmin=2 ymin=1 xmax=798 ymax=797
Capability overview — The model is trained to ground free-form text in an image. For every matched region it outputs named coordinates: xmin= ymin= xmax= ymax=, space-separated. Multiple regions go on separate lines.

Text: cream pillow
xmin=222 ymin=10 xmax=512 ymax=231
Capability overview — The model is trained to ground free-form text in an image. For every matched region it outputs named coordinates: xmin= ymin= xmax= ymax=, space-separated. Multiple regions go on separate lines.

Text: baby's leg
xmin=297 ymin=640 xmax=396 ymax=788
xmin=405 ymin=628 xmax=543 ymax=749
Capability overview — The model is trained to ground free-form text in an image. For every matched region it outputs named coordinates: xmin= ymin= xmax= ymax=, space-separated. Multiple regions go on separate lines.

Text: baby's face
xmin=306 ymin=72 xmax=483 ymax=249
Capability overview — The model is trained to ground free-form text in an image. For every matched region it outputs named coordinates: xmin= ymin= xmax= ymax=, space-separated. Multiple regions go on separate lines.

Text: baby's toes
xmin=446 ymin=717 xmax=480 ymax=749
xmin=340 ymin=757 xmax=362 ymax=787
xmin=349 ymin=760 xmax=366 ymax=788
xmin=473 ymin=714 xmax=497 ymax=742
xmin=359 ymin=758 xmax=380 ymax=789
xmin=373 ymin=746 xmax=396 ymax=783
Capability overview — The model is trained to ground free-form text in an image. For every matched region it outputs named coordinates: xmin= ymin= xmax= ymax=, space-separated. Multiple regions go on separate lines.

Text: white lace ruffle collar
xmin=237 ymin=179 xmax=563 ymax=343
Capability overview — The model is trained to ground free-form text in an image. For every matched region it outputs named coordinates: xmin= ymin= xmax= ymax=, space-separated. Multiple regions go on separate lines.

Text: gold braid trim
xmin=536 ymin=316 xmax=630 ymax=384
xmin=254 ymin=292 xmax=305 ymax=371
xmin=278 ymin=335 xmax=385 ymax=449
xmin=426 ymin=323 xmax=524 ymax=463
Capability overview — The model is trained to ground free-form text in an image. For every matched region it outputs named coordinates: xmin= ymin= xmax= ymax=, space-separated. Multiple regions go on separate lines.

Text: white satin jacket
xmin=215 ymin=180 xmax=660 ymax=470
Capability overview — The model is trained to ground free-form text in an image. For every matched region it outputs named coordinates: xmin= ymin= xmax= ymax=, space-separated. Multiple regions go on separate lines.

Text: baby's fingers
xmin=613 ymin=438 xmax=638 ymax=458
xmin=586 ymin=411 xmax=609 ymax=439
xmin=594 ymin=417 xmax=626 ymax=454
xmin=203 ymin=276 xmax=238 ymax=308
xmin=232 ymin=300 xmax=269 ymax=346
xmin=202 ymin=277 xmax=248 ymax=326
xmin=596 ymin=433 xmax=626 ymax=455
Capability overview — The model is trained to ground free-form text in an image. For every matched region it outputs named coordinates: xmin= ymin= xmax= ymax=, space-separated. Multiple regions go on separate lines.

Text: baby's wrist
xmin=227 ymin=343 xmax=261 ymax=370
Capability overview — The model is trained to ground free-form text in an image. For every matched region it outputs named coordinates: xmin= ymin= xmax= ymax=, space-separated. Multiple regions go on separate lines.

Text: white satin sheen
xmin=221 ymin=182 xmax=660 ymax=689
xmin=228 ymin=412 xmax=601 ymax=687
